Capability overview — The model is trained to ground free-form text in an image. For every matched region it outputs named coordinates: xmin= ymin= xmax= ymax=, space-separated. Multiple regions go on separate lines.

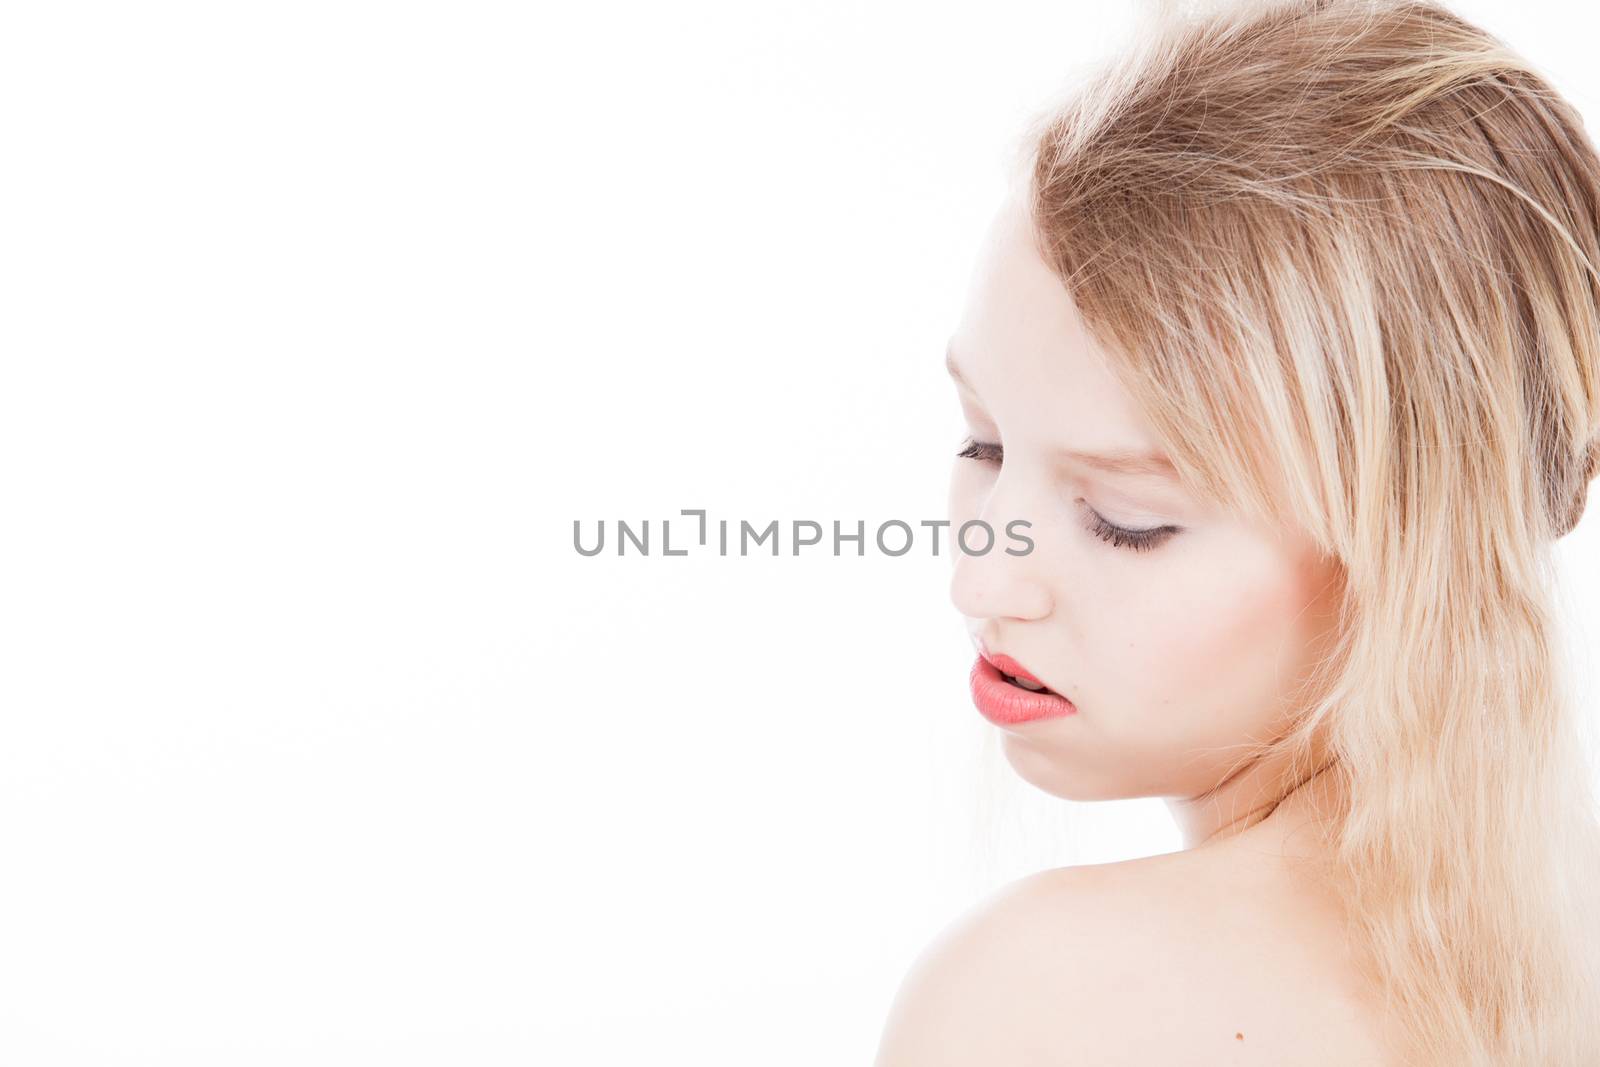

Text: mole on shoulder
xmin=1235 ymin=1032 xmax=1244 ymax=1040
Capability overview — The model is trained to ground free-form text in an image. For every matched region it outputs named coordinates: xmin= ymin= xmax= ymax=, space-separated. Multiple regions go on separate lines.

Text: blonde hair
xmin=1006 ymin=0 xmax=1600 ymax=1061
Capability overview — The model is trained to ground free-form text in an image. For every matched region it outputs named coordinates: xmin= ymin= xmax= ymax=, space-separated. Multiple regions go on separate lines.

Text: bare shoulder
xmin=874 ymin=850 xmax=1394 ymax=1066
xmin=873 ymin=864 xmax=1128 ymax=1066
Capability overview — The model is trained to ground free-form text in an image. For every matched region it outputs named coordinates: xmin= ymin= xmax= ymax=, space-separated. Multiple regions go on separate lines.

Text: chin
xmin=998 ymin=733 xmax=1122 ymax=801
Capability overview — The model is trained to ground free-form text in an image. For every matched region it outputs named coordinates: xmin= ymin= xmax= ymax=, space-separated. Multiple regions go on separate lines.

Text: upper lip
xmin=974 ymin=639 xmax=1050 ymax=689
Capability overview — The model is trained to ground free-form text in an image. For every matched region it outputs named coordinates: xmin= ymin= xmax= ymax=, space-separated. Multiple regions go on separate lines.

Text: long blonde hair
xmin=1007 ymin=0 xmax=1600 ymax=1061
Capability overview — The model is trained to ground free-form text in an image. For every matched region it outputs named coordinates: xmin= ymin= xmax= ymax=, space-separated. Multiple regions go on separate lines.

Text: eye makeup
xmin=954 ymin=436 xmax=1181 ymax=553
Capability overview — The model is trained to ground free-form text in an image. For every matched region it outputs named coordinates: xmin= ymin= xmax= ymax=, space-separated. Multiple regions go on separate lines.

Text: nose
xmin=948 ymin=472 xmax=1054 ymax=623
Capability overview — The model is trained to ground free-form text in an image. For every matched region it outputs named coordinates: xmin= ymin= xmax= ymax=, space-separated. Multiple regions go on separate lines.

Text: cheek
xmin=1100 ymin=560 xmax=1307 ymax=737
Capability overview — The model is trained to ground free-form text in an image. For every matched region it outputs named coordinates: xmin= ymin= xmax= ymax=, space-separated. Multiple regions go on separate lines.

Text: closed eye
xmin=954 ymin=435 xmax=1180 ymax=553
xmin=955 ymin=437 xmax=1002 ymax=464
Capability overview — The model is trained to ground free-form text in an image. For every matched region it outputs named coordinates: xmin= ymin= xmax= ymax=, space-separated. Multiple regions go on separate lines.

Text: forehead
xmin=949 ymin=190 xmax=1171 ymax=474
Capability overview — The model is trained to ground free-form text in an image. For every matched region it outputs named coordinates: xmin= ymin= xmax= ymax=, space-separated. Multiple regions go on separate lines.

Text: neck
xmin=1167 ymin=751 xmax=1343 ymax=855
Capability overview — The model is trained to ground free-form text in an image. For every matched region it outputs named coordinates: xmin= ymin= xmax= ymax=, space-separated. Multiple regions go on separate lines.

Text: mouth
xmin=999 ymin=671 xmax=1054 ymax=694
xmin=980 ymin=648 xmax=1059 ymax=695
xmin=968 ymin=652 xmax=1077 ymax=725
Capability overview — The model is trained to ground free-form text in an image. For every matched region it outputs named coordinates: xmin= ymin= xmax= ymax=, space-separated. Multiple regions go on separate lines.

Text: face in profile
xmin=945 ymin=185 xmax=1344 ymax=807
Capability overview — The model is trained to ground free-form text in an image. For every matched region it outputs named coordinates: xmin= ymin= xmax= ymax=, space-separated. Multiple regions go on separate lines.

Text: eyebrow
xmin=946 ymin=342 xmax=1180 ymax=481
xmin=1059 ymin=447 xmax=1180 ymax=480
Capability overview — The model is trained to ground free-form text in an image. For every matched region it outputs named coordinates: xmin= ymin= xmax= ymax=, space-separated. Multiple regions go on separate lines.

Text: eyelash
xmin=954 ymin=436 xmax=1177 ymax=553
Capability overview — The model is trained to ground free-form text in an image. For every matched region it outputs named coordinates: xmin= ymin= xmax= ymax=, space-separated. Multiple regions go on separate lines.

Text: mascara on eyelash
xmin=954 ymin=436 xmax=1177 ymax=551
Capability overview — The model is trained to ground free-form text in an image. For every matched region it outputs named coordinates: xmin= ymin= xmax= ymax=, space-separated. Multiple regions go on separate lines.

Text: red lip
xmin=980 ymin=649 xmax=1046 ymax=688
xmin=969 ymin=645 xmax=1076 ymax=726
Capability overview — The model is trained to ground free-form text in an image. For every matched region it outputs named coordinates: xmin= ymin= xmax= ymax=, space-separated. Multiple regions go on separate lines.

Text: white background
xmin=3 ymin=1 xmax=1597 ymax=1063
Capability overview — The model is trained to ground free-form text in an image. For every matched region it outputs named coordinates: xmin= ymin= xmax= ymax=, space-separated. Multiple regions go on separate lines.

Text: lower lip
xmin=969 ymin=656 xmax=1078 ymax=725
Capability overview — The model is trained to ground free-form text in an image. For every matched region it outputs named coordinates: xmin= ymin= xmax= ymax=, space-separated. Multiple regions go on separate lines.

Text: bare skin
xmin=875 ymin=782 xmax=1395 ymax=1065
xmin=876 ymin=185 xmax=1394 ymax=1062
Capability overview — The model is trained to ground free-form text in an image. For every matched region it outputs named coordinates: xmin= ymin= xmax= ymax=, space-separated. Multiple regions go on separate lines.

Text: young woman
xmin=876 ymin=1 xmax=1600 ymax=1063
